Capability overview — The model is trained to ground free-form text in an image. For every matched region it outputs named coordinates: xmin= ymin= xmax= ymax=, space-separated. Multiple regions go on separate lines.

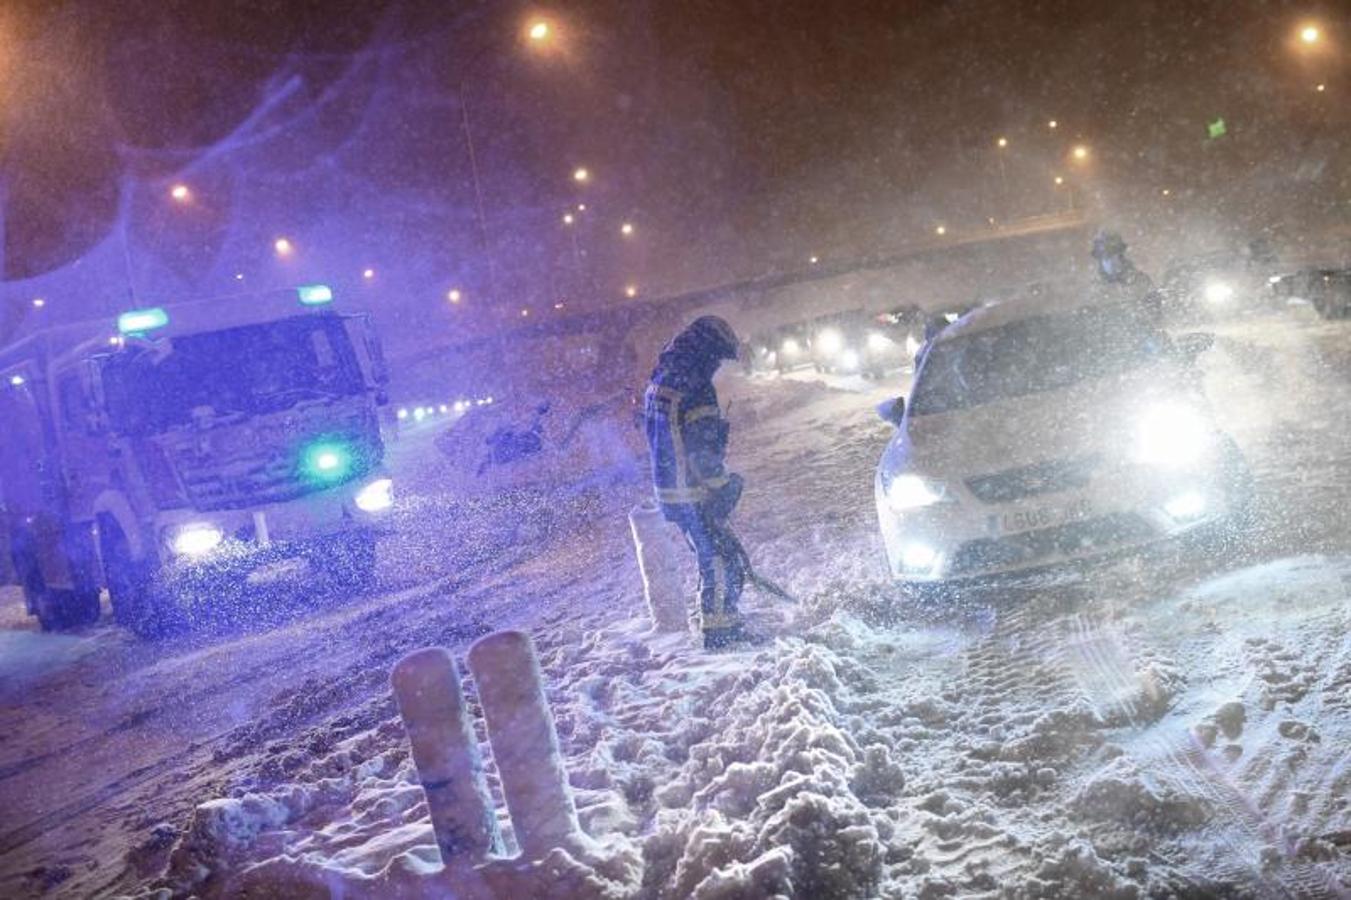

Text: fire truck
xmin=0 ymin=285 xmax=393 ymax=636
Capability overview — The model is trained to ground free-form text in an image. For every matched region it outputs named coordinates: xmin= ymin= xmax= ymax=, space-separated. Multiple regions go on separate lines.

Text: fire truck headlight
xmin=354 ymin=478 xmax=394 ymax=513
xmin=171 ymin=523 xmax=224 ymax=557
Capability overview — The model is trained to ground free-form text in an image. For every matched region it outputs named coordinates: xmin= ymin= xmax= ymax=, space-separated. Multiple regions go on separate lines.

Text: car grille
xmin=965 ymin=455 xmax=1101 ymax=504
xmin=949 ymin=513 xmax=1156 ymax=576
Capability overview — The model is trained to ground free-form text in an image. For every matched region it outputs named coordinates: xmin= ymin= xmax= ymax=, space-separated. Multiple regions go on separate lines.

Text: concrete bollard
xmin=391 ymin=647 xmax=504 ymax=866
xmin=466 ymin=630 xmax=582 ymax=859
xmin=629 ymin=500 xmax=688 ymax=633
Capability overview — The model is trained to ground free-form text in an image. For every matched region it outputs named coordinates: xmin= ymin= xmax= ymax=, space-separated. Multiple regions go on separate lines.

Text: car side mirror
xmin=877 ymin=396 xmax=906 ymax=426
xmin=1176 ymin=332 xmax=1214 ymax=361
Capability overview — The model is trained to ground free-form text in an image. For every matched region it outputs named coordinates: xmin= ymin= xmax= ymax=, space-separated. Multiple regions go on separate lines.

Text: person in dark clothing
xmin=1091 ymin=229 xmax=1163 ymax=323
xmin=643 ymin=316 xmax=751 ymax=649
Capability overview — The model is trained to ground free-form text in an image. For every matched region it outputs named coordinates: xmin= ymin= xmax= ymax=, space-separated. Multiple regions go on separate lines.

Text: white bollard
xmin=629 ymin=500 xmax=688 ymax=633
xmin=466 ymin=630 xmax=582 ymax=859
xmin=391 ymin=647 xmax=504 ymax=866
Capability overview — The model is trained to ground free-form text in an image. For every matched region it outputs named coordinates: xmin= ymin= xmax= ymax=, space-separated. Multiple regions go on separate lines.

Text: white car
xmin=874 ymin=292 xmax=1252 ymax=586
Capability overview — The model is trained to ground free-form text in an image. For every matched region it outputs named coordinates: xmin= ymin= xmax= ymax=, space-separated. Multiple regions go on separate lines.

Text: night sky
xmin=1 ymin=0 xmax=1345 ymax=342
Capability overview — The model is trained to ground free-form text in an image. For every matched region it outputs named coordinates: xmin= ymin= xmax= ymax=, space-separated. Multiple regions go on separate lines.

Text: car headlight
xmin=354 ymin=477 xmax=394 ymax=513
xmin=867 ymin=331 xmax=892 ymax=352
xmin=1203 ymin=280 xmax=1234 ymax=304
xmin=839 ymin=349 xmax=860 ymax=370
xmin=171 ymin=523 xmax=224 ymax=557
xmin=781 ymin=338 xmax=800 ymax=355
xmin=885 ymin=473 xmax=947 ymax=512
xmin=1135 ymin=403 xmax=1211 ymax=466
xmin=817 ymin=328 xmax=844 ymax=355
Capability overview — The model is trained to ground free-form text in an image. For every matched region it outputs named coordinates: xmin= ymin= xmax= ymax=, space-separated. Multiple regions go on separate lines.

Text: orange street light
xmin=620 ymin=222 xmax=634 ymax=236
xmin=624 ymin=284 xmax=638 ymax=298
xmin=274 ymin=237 xmax=294 ymax=257
xmin=996 ymin=136 xmax=1009 ymax=148
xmin=1071 ymin=144 xmax=1090 ymax=162
xmin=528 ymin=20 xmax=550 ymax=41
xmin=573 ymin=167 xmax=590 ymax=183
xmin=935 ymin=225 xmax=947 ymax=236
xmin=170 ymin=183 xmax=191 ymax=202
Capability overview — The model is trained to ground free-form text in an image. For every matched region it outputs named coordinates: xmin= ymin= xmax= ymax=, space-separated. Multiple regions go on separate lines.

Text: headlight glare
xmin=1135 ymin=403 xmax=1210 ymax=466
xmin=1203 ymin=280 xmax=1234 ymax=304
xmin=886 ymin=473 xmax=946 ymax=511
xmin=171 ymin=523 xmax=224 ymax=557
xmin=817 ymin=328 xmax=844 ymax=355
xmin=354 ymin=477 xmax=394 ymax=513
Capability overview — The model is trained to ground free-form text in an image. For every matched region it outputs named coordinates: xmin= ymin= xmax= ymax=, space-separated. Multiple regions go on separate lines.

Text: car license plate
xmin=1002 ymin=498 xmax=1092 ymax=534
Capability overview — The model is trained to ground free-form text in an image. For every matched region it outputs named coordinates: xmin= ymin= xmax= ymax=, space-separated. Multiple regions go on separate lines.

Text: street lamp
xmin=1071 ymin=144 xmax=1090 ymax=162
xmin=363 ymin=268 xmax=375 ymax=280
xmin=447 ymin=288 xmax=463 ymax=304
xmin=31 ymin=297 xmax=45 ymax=309
xmin=1300 ymin=24 xmax=1320 ymax=44
xmin=1054 ymin=175 xmax=1064 ymax=185
xmin=809 ymin=255 xmax=819 ymax=265
xmin=562 ymin=212 xmax=575 ymax=224
xmin=573 ymin=167 xmax=590 ymax=183
xmin=996 ymin=136 xmax=1008 ymax=148
xmin=1047 ymin=119 xmax=1058 ymax=130
xmin=620 ymin=222 xmax=634 ymax=236
xmin=624 ymin=284 xmax=638 ymax=298
xmin=934 ymin=225 xmax=947 ymax=236
xmin=274 ymin=237 xmax=294 ymax=257
xmin=528 ymin=20 xmax=550 ymax=41
xmin=170 ymin=183 xmax=191 ymax=203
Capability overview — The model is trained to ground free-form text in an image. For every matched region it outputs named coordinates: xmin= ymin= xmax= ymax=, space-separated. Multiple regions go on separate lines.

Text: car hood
xmin=881 ymin=364 xmax=1196 ymax=481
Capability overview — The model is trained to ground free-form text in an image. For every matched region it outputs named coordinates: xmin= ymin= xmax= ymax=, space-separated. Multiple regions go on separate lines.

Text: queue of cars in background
xmin=747 ymin=304 xmax=949 ymax=379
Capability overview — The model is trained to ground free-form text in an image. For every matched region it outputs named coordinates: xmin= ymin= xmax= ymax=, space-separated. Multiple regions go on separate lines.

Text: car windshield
xmin=910 ymin=303 xmax=1166 ymax=414
xmin=104 ymin=315 xmax=363 ymax=434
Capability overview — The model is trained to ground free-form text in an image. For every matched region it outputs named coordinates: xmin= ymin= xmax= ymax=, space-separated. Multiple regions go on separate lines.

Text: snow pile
xmin=431 ymin=392 xmax=644 ymax=496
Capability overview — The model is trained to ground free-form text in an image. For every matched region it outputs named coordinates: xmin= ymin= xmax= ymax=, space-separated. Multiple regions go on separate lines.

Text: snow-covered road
xmin=0 ymin=311 xmax=1348 ymax=898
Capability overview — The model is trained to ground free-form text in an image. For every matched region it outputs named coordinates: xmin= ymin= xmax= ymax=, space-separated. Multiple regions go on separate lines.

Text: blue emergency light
xmin=297 ymin=284 xmax=334 ymax=305
xmin=117 ymin=307 xmax=170 ymax=335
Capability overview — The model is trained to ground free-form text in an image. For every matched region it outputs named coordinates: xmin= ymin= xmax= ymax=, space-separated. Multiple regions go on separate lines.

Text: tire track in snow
xmin=1058 ymin=611 xmax=1344 ymax=899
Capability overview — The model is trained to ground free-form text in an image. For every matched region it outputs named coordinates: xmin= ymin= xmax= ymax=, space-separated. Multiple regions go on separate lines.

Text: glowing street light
xmin=1054 ymin=175 xmax=1065 ymax=186
xmin=624 ymin=284 xmax=638 ymax=298
xmin=577 ymin=203 xmax=587 ymax=211
xmin=809 ymin=255 xmax=819 ymax=265
xmin=447 ymin=288 xmax=463 ymax=304
xmin=1316 ymin=83 xmax=1327 ymax=92
xmin=996 ymin=136 xmax=1009 ymax=148
xmin=934 ymin=225 xmax=947 ymax=236
xmin=363 ymin=267 xmax=375 ymax=280
xmin=1071 ymin=144 xmax=1090 ymax=162
xmin=1048 ymin=119 xmax=1058 ymax=129
xmin=520 ymin=308 xmax=530 ymax=317
xmin=573 ymin=167 xmax=590 ymax=183
xmin=562 ymin=212 xmax=575 ymax=225
xmin=170 ymin=183 xmax=191 ymax=202
xmin=1161 ymin=188 xmax=1172 ymax=196
xmin=32 ymin=297 xmax=45 ymax=309
xmin=528 ymin=20 xmax=550 ymax=41
xmin=620 ymin=222 xmax=634 ymax=236
xmin=274 ymin=237 xmax=294 ymax=257
xmin=1300 ymin=24 xmax=1320 ymax=44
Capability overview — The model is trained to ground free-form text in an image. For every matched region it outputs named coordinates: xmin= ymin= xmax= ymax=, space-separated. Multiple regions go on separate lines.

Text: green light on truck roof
xmin=297 ymin=284 xmax=334 ymax=305
xmin=117 ymin=307 xmax=170 ymax=335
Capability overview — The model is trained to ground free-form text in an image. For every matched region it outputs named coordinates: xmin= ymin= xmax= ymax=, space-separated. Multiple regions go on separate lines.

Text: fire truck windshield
xmin=103 ymin=315 xmax=364 ymax=434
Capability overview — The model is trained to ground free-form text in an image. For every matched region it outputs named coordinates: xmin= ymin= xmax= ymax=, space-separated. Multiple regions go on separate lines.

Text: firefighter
xmin=643 ymin=316 xmax=752 ymax=649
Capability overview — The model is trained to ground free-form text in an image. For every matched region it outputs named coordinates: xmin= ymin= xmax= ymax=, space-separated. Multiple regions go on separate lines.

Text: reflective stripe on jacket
xmin=643 ymin=380 xmax=729 ymax=507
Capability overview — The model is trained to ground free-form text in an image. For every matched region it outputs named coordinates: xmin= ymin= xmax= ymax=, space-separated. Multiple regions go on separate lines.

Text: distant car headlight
xmin=885 ymin=473 xmax=947 ymax=511
xmin=839 ymin=349 xmax=860 ymax=370
xmin=171 ymin=523 xmax=224 ymax=557
xmin=867 ymin=331 xmax=892 ymax=352
xmin=817 ymin=328 xmax=844 ymax=355
xmin=1135 ymin=403 xmax=1210 ymax=466
xmin=781 ymin=337 xmax=801 ymax=355
xmin=1203 ymin=280 xmax=1234 ymax=304
xmin=355 ymin=477 xmax=394 ymax=513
